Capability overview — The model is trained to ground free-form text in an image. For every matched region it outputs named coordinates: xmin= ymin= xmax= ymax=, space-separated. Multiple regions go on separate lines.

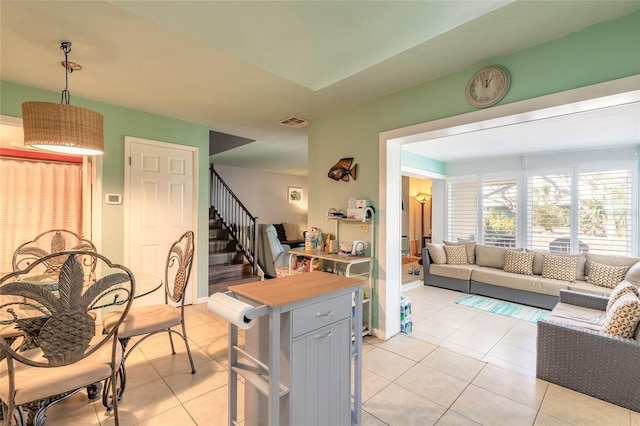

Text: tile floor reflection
xmin=42 ymin=285 xmax=639 ymax=425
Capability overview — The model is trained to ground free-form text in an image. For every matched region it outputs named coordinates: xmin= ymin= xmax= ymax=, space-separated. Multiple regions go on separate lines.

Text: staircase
xmin=209 ymin=216 xmax=261 ymax=294
xmin=209 ymin=165 xmax=262 ymax=294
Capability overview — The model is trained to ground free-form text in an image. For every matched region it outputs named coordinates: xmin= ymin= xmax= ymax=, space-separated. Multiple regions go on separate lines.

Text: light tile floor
xmin=43 ymin=285 xmax=640 ymax=425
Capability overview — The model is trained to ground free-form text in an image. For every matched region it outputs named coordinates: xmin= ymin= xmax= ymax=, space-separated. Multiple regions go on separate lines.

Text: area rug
xmin=456 ymin=295 xmax=550 ymax=323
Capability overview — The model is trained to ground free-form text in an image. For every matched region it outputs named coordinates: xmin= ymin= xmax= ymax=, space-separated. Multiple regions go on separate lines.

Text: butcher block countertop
xmin=228 ymin=271 xmax=361 ymax=307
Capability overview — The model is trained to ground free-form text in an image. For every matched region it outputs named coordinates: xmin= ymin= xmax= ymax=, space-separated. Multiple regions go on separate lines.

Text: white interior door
xmin=125 ymin=136 xmax=196 ymax=306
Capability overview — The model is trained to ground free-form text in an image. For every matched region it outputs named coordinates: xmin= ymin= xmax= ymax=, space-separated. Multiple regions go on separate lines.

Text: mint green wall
xmin=0 ymin=81 xmax=211 ymax=299
xmin=309 ymin=12 xmax=640 ymax=327
xmin=401 ymin=152 xmax=445 ymax=175
xmin=310 ymin=11 xmax=640 ymax=228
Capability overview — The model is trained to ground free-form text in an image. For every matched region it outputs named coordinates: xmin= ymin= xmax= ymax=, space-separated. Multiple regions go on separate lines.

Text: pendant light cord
xmin=60 ymin=42 xmax=72 ymax=106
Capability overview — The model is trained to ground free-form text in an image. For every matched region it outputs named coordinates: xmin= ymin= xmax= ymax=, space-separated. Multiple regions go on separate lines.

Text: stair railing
xmin=210 ymin=165 xmax=258 ymax=275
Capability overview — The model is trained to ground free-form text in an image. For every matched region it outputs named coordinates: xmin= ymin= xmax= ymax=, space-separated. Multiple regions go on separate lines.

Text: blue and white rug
xmin=456 ymin=295 xmax=550 ymax=323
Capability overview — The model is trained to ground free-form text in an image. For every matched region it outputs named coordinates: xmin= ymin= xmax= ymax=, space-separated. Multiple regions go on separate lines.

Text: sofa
xmin=272 ymin=223 xmax=306 ymax=247
xmin=536 ymin=271 xmax=640 ymax=411
xmin=421 ymin=242 xmax=640 ymax=310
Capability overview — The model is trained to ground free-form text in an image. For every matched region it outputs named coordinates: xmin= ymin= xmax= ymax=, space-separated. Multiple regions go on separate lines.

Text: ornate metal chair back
xmin=0 ymin=251 xmax=134 ymax=424
xmin=12 ymin=230 xmax=97 ymax=282
xmin=164 ymin=231 xmax=195 ymax=304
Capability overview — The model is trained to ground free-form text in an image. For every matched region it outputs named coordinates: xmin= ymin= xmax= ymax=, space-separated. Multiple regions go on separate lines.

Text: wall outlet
xmin=359 ymin=223 xmax=369 ymax=233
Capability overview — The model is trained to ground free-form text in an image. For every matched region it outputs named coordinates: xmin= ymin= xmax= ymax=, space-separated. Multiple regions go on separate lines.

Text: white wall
xmin=214 ymin=165 xmax=308 ymax=227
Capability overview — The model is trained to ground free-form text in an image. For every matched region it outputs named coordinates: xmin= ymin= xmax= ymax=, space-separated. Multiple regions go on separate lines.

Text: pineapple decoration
xmin=1 ymin=254 xmax=131 ymax=366
xmin=168 ymin=231 xmax=194 ymax=302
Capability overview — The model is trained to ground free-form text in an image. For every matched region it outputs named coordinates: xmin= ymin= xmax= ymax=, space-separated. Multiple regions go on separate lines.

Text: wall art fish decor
xmin=328 ymin=157 xmax=357 ymax=182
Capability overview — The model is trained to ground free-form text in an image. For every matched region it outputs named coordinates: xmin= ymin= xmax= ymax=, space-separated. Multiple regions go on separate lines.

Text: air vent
xmin=278 ymin=116 xmax=309 ymax=128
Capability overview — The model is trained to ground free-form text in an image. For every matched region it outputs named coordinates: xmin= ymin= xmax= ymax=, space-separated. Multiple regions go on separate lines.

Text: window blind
xmin=577 ymin=169 xmax=632 ymax=255
xmin=482 ymin=177 xmax=518 ymax=247
xmin=448 ymin=180 xmax=478 ymax=242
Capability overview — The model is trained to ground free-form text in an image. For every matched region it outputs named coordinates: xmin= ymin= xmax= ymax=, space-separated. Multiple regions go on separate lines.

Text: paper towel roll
xmin=207 ymin=292 xmax=258 ymax=330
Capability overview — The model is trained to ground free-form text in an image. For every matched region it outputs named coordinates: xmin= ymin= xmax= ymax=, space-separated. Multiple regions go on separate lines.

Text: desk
xmin=228 ymin=272 xmax=363 ymax=425
xmin=288 ymin=248 xmax=373 ymax=335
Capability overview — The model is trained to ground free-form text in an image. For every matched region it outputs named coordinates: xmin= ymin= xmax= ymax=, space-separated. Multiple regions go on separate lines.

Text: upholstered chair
xmin=257 ymin=224 xmax=291 ymax=278
xmin=102 ymin=230 xmax=196 ymax=396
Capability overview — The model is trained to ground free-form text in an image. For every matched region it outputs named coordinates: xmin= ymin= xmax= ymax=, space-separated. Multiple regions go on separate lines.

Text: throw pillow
xmin=607 ymin=280 xmax=638 ymax=313
xmin=587 ymin=261 xmax=629 ymax=289
xmin=444 ymin=244 xmax=468 ymax=265
xmin=444 ymin=241 xmax=476 ymax=264
xmin=273 ymin=224 xmax=287 ymax=242
xmin=542 ymin=254 xmax=577 ymax=282
xmin=283 ymin=223 xmax=304 ymax=241
xmin=503 ymin=250 xmax=534 ymax=275
xmin=426 ymin=243 xmax=447 ymax=264
xmin=602 ymin=292 xmax=640 ymax=338
xmin=625 ymin=262 xmax=640 ymax=286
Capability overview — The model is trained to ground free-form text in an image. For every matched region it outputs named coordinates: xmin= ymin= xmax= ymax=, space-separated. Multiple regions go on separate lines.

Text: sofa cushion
xmin=430 ymin=264 xmax=477 ymax=280
xmin=426 ymin=243 xmax=447 ymax=264
xmin=567 ymin=280 xmax=612 ymax=297
xmin=504 ymin=250 xmax=534 ymax=275
xmin=542 ymin=254 xmax=577 ymax=282
xmin=545 ymin=302 xmax=606 ymax=331
xmin=444 ymin=244 xmax=468 ymax=265
xmin=587 ymin=261 xmax=630 ymax=289
xmin=624 ymin=261 xmax=640 ymax=286
xmin=607 ymin=280 xmax=639 ymax=312
xmin=444 ymin=241 xmax=476 ymax=264
xmin=471 ymin=267 xmax=569 ymax=297
xmin=283 ymin=223 xmax=304 ymax=241
xmin=602 ymin=292 xmax=640 ymax=338
xmin=475 ymin=245 xmax=506 ymax=269
xmin=586 ymin=254 xmax=640 ymax=277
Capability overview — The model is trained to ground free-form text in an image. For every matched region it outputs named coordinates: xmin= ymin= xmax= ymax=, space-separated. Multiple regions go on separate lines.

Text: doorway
xmin=377 ymin=76 xmax=640 ymax=340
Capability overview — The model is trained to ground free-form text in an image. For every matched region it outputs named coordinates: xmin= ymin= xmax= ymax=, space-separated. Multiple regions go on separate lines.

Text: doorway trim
xmin=377 ymin=75 xmax=640 ymax=340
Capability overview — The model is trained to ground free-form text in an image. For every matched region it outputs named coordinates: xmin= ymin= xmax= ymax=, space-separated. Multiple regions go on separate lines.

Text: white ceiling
xmin=402 ymin=101 xmax=640 ymax=162
xmin=1 ymin=1 xmax=639 ymax=174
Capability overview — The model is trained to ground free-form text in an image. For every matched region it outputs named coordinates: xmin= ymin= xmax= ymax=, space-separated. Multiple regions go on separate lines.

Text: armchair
xmin=536 ymin=289 xmax=640 ymax=412
xmin=257 ymin=224 xmax=291 ymax=278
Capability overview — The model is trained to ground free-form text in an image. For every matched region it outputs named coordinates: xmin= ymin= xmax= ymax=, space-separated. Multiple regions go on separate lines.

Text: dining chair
xmin=12 ymin=230 xmax=97 ymax=280
xmin=0 ymin=250 xmax=135 ymax=426
xmin=102 ymin=230 xmax=196 ymax=393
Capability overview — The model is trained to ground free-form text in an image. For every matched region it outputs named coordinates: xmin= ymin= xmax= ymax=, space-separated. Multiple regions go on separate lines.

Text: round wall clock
xmin=465 ymin=65 xmax=511 ymax=108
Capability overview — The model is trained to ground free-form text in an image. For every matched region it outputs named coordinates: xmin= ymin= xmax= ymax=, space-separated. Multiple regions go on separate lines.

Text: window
xmin=447 ymin=180 xmax=478 ymax=242
xmin=0 ymin=154 xmax=85 ymax=272
xmin=483 ymin=177 xmax=518 ymax=247
xmin=448 ymin=163 xmax=636 ymax=256
xmin=577 ymin=169 xmax=632 ymax=255
xmin=527 ymin=173 xmax=572 ymax=253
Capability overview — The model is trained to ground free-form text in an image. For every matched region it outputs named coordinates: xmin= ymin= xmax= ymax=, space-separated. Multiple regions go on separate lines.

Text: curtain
xmin=0 ymin=158 xmax=83 ymax=272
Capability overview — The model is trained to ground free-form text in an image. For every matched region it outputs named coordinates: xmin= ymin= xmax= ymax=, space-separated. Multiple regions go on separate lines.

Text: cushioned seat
xmin=544 ymin=302 xmax=605 ymax=331
xmin=0 ymin=337 xmax=123 ymax=405
xmin=103 ymin=304 xmax=181 ymax=338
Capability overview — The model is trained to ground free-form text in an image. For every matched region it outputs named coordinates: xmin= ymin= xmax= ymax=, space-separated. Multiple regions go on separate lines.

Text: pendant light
xmin=22 ymin=41 xmax=104 ymax=155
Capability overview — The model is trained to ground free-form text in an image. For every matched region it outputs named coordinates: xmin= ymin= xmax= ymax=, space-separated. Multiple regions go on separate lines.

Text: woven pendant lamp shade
xmin=22 ymin=101 xmax=104 ymax=155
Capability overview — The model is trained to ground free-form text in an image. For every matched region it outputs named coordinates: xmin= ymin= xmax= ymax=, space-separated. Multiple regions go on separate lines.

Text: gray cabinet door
xmin=291 ymin=318 xmax=351 ymax=426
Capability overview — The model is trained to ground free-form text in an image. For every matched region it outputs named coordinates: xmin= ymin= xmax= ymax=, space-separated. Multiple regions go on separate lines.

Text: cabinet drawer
xmin=292 ymin=295 xmax=351 ymax=337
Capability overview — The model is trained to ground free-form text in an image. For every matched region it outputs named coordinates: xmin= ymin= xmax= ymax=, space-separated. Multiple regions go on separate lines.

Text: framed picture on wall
xmin=288 ymin=187 xmax=303 ymax=204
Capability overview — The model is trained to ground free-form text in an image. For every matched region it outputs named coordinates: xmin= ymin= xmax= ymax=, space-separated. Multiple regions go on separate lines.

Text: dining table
xmin=0 ymin=269 xmax=163 ymax=343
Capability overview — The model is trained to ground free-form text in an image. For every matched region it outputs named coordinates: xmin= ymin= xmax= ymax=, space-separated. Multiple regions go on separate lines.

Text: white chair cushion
xmin=0 ymin=336 xmax=122 ymax=405
xmin=103 ymin=304 xmax=182 ymax=338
